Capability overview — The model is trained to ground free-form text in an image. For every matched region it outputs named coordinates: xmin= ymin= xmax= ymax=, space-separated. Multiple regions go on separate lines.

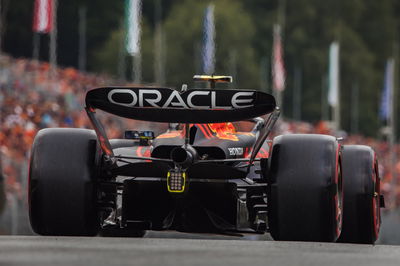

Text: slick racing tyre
xmin=268 ymin=134 xmax=342 ymax=242
xmin=338 ymin=145 xmax=381 ymax=244
xmin=29 ymin=128 xmax=99 ymax=236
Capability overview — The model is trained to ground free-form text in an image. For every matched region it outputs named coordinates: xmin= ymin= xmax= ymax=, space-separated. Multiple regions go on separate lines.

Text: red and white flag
xmin=33 ymin=0 xmax=53 ymax=33
xmin=272 ymin=24 xmax=286 ymax=92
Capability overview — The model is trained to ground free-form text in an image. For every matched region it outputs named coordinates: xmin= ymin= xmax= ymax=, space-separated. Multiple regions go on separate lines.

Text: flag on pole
xmin=202 ymin=4 xmax=215 ymax=75
xmin=272 ymin=24 xmax=286 ymax=92
xmin=125 ymin=0 xmax=142 ymax=55
xmin=328 ymin=42 xmax=340 ymax=107
xmin=379 ymin=58 xmax=395 ymax=121
xmin=33 ymin=0 xmax=53 ymax=33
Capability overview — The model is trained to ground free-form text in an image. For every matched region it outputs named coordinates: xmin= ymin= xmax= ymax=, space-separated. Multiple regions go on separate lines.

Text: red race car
xmin=28 ymin=75 xmax=383 ymax=243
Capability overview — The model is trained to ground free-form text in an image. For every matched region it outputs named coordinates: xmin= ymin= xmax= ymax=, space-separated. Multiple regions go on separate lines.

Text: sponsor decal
xmin=107 ymin=89 xmax=255 ymax=109
xmin=228 ymin=147 xmax=244 ymax=156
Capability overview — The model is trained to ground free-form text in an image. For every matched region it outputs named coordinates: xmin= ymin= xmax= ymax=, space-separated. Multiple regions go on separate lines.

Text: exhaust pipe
xmin=170 ymin=145 xmax=198 ymax=168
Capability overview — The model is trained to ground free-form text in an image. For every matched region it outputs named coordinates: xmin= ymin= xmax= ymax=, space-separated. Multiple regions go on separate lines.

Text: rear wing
xmin=85 ymin=87 xmax=279 ymax=167
xmin=85 ymin=87 xmax=276 ymax=123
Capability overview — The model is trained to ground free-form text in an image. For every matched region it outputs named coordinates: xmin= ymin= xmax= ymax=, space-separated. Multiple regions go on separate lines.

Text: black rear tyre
xmin=268 ymin=134 xmax=342 ymax=242
xmin=338 ymin=145 xmax=381 ymax=244
xmin=29 ymin=128 xmax=100 ymax=236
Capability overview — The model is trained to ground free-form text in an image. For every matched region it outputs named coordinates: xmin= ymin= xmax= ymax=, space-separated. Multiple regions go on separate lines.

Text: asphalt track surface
xmin=1 ymin=233 xmax=400 ymax=266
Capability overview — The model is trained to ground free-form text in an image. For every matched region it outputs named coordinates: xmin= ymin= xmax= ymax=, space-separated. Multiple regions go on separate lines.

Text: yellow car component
xmin=193 ymin=75 xmax=233 ymax=83
xmin=167 ymin=170 xmax=186 ymax=193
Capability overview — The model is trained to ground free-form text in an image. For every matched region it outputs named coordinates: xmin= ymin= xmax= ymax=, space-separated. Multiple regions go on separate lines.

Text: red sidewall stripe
xmin=372 ymin=153 xmax=380 ymax=239
xmin=334 ymin=144 xmax=342 ymax=239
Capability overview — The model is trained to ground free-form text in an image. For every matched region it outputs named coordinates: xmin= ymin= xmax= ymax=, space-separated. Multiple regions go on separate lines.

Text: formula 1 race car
xmin=28 ymin=75 xmax=384 ymax=243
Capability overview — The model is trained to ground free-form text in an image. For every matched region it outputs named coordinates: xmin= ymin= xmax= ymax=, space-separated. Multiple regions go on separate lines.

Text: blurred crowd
xmin=0 ymin=54 xmax=399 ymax=234
xmin=0 ymin=55 xmax=105 ymax=200
xmin=0 ymin=54 xmax=122 ymax=233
